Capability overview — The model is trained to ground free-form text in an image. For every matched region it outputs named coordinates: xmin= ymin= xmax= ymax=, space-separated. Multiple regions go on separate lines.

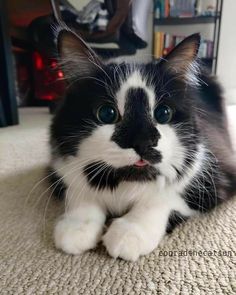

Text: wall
xmin=217 ymin=0 xmax=236 ymax=104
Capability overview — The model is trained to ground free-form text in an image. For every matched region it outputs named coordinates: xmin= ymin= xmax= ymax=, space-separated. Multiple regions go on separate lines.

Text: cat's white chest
xmin=96 ymin=181 xmax=159 ymax=215
xmin=74 ymin=176 xmax=192 ymax=217
xmin=53 ymin=157 xmax=194 ymax=217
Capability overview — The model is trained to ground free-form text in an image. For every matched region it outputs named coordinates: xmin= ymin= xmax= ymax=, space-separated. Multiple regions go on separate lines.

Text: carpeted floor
xmin=0 ymin=107 xmax=236 ymax=294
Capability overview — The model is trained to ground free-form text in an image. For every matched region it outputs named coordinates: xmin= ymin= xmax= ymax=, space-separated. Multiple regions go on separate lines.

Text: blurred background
xmin=0 ymin=0 xmax=236 ymax=127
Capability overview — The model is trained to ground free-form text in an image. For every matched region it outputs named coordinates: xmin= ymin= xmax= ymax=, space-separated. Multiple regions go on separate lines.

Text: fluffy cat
xmin=49 ymin=30 xmax=236 ymax=261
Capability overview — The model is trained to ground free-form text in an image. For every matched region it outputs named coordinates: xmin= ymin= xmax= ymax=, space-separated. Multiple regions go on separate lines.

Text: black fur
xmin=167 ymin=211 xmax=188 ymax=233
xmin=84 ymin=161 xmax=158 ymax=191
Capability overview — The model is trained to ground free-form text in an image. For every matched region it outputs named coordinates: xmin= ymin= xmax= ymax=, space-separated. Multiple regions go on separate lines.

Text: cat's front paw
xmin=103 ymin=218 xmax=155 ymax=261
xmin=54 ymin=217 xmax=103 ymax=255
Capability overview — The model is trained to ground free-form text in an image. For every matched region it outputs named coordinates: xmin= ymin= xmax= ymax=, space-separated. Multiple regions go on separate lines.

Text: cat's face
xmin=51 ymin=31 xmax=201 ymax=189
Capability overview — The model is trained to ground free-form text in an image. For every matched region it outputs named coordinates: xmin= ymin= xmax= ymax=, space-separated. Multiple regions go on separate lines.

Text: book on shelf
xmin=154 ymin=0 xmax=217 ymax=19
xmin=154 ymin=32 xmax=214 ymax=59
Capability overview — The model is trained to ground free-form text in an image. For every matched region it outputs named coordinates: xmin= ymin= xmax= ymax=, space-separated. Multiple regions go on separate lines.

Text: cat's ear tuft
xmin=162 ymin=33 xmax=201 ymax=85
xmin=57 ymin=29 xmax=102 ymax=79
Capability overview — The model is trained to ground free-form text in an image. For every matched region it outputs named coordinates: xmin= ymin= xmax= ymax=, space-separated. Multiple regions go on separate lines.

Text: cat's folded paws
xmin=102 ymin=218 xmax=156 ymax=261
xmin=54 ymin=217 xmax=103 ymax=255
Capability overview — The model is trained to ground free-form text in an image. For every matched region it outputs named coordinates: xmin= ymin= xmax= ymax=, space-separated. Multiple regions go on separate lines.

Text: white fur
xmin=78 ymin=125 xmax=139 ymax=168
xmin=116 ymin=70 xmax=155 ymax=116
xmin=185 ymin=60 xmax=201 ymax=87
xmin=155 ymin=124 xmax=186 ymax=182
xmin=52 ymin=81 xmax=206 ymax=261
xmin=54 ymin=204 xmax=105 ymax=254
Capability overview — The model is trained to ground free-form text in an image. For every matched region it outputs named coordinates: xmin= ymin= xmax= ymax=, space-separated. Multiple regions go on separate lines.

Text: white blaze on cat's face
xmin=116 ymin=71 xmax=156 ymax=116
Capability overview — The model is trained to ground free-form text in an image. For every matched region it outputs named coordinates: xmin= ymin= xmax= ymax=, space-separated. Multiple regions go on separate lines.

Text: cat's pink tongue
xmin=134 ymin=159 xmax=148 ymax=167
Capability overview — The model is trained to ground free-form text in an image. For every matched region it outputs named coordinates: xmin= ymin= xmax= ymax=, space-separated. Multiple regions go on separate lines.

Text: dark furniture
xmin=0 ymin=0 xmax=18 ymax=127
xmin=0 ymin=0 xmax=55 ymax=127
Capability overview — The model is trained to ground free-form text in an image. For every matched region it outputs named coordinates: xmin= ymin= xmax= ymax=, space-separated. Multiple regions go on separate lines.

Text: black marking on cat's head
xmin=112 ymin=87 xmax=161 ymax=164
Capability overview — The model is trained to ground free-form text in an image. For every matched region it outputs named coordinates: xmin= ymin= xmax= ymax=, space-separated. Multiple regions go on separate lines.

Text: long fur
xmin=48 ymin=31 xmax=236 ymax=261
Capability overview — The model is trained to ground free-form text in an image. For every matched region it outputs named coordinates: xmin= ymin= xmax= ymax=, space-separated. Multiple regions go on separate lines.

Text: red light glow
xmin=51 ymin=61 xmax=57 ymax=68
xmin=57 ymin=71 xmax=64 ymax=78
xmin=41 ymin=94 xmax=54 ymax=100
xmin=33 ymin=52 xmax=43 ymax=70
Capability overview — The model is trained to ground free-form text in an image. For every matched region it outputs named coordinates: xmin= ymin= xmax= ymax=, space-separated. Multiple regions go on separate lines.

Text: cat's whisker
xmin=65 ymin=161 xmax=108 ymax=210
xmin=25 ymin=159 xmax=84 ymax=208
xmin=66 ymin=162 xmax=109 ymax=211
xmin=40 ymin=158 xmax=105 ymax=222
xmin=27 ymin=157 xmax=102 ymax=212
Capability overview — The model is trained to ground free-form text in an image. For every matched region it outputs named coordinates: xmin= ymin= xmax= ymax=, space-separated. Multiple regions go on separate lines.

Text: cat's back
xmin=196 ymin=74 xmax=236 ymax=197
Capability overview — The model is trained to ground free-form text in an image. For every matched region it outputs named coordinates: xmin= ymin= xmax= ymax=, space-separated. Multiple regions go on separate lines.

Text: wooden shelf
xmin=154 ymin=16 xmax=219 ymax=25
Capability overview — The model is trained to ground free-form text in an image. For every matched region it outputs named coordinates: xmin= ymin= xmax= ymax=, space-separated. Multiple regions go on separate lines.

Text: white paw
xmin=54 ymin=217 xmax=103 ymax=255
xmin=103 ymin=218 xmax=156 ymax=261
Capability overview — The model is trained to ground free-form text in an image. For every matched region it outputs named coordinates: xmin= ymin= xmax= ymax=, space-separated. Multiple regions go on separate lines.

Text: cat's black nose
xmin=132 ymin=127 xmax=159 ymax=156
xmin=133 ymin=140 xmax=156 ymax=156
xmin=112 ymin=121 xmax=160 ymax=154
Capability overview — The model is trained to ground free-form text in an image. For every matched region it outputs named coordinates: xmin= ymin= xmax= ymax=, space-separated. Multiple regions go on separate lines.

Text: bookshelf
xmin=153 ymin=0 xmax=223 ymax=74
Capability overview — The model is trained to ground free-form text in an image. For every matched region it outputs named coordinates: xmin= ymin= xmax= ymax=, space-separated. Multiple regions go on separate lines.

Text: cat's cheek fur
xmin=155 ymin=124 xmax=186 ymax=181
xmin=78 ymin=125 xmax=139 ymax=167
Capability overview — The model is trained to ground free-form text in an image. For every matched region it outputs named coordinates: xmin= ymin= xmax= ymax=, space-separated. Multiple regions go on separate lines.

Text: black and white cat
xmin=49 ymin=30 xmax=236 ymax=261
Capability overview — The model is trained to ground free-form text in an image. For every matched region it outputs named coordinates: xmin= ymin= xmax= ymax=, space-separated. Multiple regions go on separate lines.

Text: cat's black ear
xmin=57 ymin=29 xmax=103 ymax=79
xmin=162 ymin=33 xmax=201 ymax=83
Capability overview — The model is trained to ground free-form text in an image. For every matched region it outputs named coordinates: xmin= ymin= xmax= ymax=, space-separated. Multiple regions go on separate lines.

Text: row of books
xmin=154 ymin=32 xmax=214 ymax=59
xmin=154 ymin=0 xmax=217 ymax=18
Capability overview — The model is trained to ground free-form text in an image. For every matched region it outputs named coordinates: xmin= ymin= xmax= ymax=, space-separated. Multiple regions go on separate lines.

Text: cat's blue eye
xmin=154 ymin=105 xmax=173 ymax=124
xmin=96 ymin=105 xmax=119 ymax=124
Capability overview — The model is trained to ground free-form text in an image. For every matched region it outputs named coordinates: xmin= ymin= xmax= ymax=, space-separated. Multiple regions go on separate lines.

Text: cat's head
xmin=51 ymin=30 xmax=202 ymax=189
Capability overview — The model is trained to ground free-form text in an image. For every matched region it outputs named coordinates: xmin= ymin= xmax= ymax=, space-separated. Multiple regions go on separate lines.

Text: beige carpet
xmin=0 ymin=107 xmax=236 ymax=294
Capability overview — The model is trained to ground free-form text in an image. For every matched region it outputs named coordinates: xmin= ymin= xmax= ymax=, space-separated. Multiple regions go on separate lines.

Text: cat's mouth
xmin=134 ymin=159 xmax=149 ymax=168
